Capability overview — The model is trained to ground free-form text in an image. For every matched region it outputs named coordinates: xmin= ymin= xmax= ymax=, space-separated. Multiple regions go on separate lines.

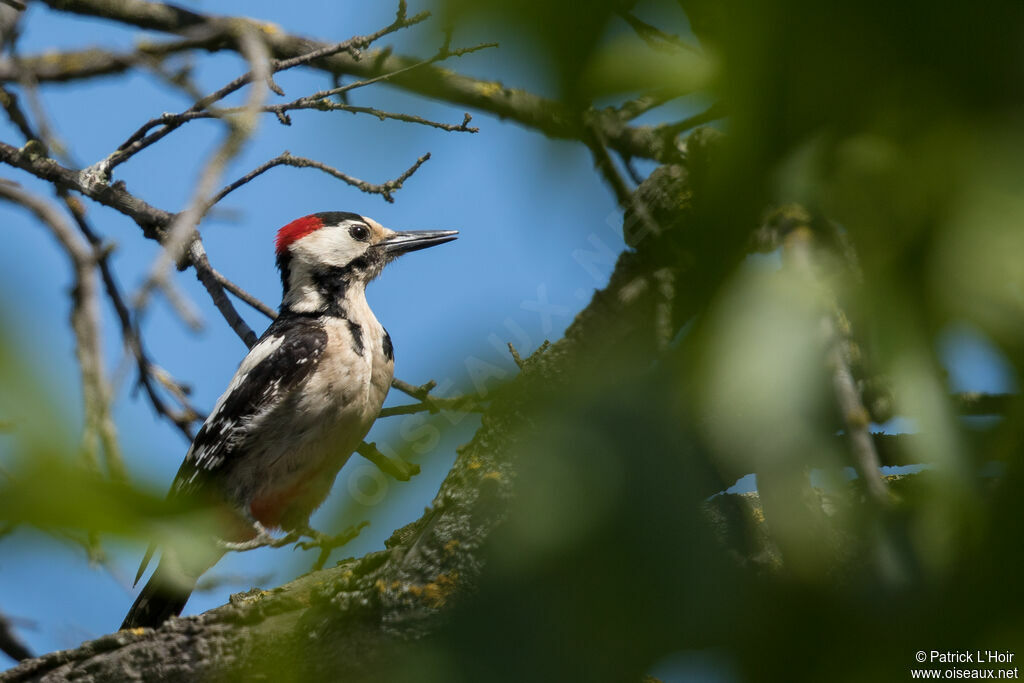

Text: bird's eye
xmin=349 ymin=224 xmax=370 ymax=242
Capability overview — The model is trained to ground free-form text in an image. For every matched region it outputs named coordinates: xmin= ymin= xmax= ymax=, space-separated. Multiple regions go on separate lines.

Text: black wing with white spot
xmin=171 ymin=315 xmax=327 ymax=498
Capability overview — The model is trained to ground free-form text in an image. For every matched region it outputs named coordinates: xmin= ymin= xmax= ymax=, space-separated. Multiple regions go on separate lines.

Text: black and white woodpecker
xmin=121 ymin=211 xmax=457 ymax=630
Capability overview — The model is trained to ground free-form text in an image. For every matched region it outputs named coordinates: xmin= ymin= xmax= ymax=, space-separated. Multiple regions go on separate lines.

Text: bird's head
xmin=274 ymin=211 xmax=457 ymax=315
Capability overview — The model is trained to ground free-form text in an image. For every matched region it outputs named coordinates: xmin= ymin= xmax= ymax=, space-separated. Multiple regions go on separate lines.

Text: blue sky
xmin=0 ymin=0 xmax=1013 ymax=676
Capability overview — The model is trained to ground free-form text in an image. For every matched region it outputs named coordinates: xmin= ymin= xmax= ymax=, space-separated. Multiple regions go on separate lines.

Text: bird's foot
xmin=293 ymin=521 xmax=370 ymax=571
xmin=218 ymin=522 xmax=299 ymax=551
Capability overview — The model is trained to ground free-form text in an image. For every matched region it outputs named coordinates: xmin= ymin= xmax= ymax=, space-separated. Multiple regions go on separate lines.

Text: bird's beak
xmin=381 ymin=230 xmax=459 ymax=255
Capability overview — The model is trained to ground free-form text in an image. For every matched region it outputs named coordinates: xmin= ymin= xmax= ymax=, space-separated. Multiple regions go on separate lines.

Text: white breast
xmin=230 ymin=306 xmax=395 ymax=526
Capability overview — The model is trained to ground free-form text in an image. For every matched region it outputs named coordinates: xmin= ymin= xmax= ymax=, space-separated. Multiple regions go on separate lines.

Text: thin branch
xmin=585 ymin=125 xmax=636 ymax=209
xmin=614 ymin=92 xmax=680 ymax=121
xmin=615 ymin=148 xmax=645 ymax=185
xmin=657 ymin=102 xmax=724 ymax=140
xmin=377 ymin=395 xmax=484 ymax=418
xmin=0 ymin=140 xmax=262 ymax=347
xmin=290 ymin=41 xmax=498 ymax=107
xmin=377 ymin=380 xmax=487 ymax=418
xmin=616 ymin=9 xmax=702 ymax=53
xmin=785 ymin=226 xmax=890 ymax=504
xmin=92 ymin=4 xmax=429 ymax=175
xmin=270 ymin=103 xmax=477 ymax=134
xmin=209 ymin=267 xmax=276 ymax=320
xmin=24 ymin=0 xmax=680 ymax=162
xmin=584 ymin=121 xmax=664 ymax=286
xmin=391 ymin=377 xmax=437 ymax=401
xmin=355 ymin=442 xmax=419 ymax=482
xmin=0 ymin=30 xmax=231 ymax=83
xmin=177 ymin=100 xmax=478 ymax=134
xmin=0 ymin=138 xmax=174 ymax=230
xmin=188 ymin=241 xmax=258 ymax=348
xmin=102 ymin=37 xmax=487 ymax=176
xmin=507 ymin=342 xmax=525 ymax=369
xmin=211 ymin=150 xmax=431 ymax=207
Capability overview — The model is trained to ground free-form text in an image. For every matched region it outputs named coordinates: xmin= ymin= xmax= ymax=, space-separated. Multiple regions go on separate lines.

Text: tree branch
xmin=211 ymin=151 xmax=430 ymax=207
xmin=27 ymin=0 xmax=680 ymax=162
xmin=90 ymin=4 xmax=430 ymax=176
xmin=784 ymin=225 xmax=890 ymax=503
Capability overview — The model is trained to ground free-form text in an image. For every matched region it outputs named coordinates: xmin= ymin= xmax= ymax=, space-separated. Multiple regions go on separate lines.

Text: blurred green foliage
xmin=0 ymin=321 xmax=233 ymax=571
xmin=403 ymin=1 xmax=1024 ymax=681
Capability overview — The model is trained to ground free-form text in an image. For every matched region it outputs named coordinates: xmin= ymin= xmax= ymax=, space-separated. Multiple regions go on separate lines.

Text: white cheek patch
xmin=291 ymin=225 xmax=367 ymax=269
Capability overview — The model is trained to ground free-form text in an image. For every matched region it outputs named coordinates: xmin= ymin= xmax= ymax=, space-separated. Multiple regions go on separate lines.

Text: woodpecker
xmin=121 ymin=211 xmax=457 ymax=630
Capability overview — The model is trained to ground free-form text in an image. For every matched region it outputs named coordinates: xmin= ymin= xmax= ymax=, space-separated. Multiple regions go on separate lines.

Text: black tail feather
xmin=120 ymin=561 xmax=195 ymax=630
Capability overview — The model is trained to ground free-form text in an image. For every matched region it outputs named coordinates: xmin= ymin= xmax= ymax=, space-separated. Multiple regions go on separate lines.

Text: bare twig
xmin=0 ymin=139 xmax=276 ymax=349
xmin=283 ymin=41 xmax=498 ymax=107
xmin=23 ymin=0 xmax=682 ymax=162
xmin=584 ymin=124 xmax=639 ymax=208
xmin=93 ymin=3 xmax=429 ymax=175
xmin=616 ymin=9 xmax=701 ymax=53
xmin=355 ymin=441 xmax=420 ymax=481
xmin=181 ymin=101 xmax=477 ymax=134
xmin=584 ymin=122 xmax=663 ymax=262
xmin=212 ymin=151 xmax=431 ymax=208
xmin=378 ymin=395 xmax=484 ymax=419
xmin=0 ymin=29 xmax=232 ymax=83
xmin=208 ymin=267 xmax=277 ymax=320
xmin=391 ymin=377 xmax=437 ymax=400
xmin=615 ymin=92 xmax=680 ymax=121
xmin=784 ymin=226 xmax=890 ymax=504
xmin=188 ymin=241 xmax=258 ymax=348
xmin=273 ymin=105 xmax=476 ymax=134
xmin=658 ymin=102 xmax=724 ymax=141
xmin=100 ymin=38 xmax=489 ymax=176
xmin=507 ymin=343 xmax=525 ymax=369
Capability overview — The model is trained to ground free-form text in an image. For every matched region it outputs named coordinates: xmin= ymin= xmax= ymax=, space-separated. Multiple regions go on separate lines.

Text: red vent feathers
xmin=275 ymin=215 xmax=323 ymax=255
